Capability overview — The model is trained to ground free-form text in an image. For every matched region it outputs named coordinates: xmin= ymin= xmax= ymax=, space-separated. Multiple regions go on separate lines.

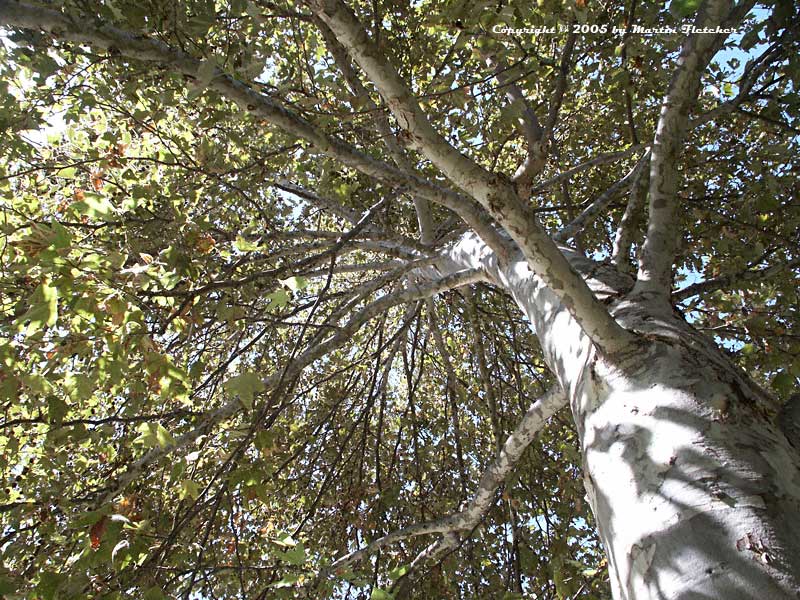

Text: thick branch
xmin=611 ymin=154 xmax=651 ymax=271
xmin=314 ymin=16 xmax=435 ymax=243
xmin=483 ymin=51 xmax=546 ymax=188
xmin=634 ymin=0 xmax=740 ymax=300
xmin=554 ymin=149 xmax=650 ymax=243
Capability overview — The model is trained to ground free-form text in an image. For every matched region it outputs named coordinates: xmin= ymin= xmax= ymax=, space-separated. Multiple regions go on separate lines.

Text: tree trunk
xmin=438 ymin=233 xmax=800 ymax=599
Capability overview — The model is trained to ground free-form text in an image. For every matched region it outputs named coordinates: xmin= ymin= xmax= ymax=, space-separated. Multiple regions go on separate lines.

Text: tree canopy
xmin=0 ymin=0 xmax=798 ymax=598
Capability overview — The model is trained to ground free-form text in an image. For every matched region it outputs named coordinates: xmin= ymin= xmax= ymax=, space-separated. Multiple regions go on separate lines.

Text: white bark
xmin=577 ymin=332 xmax=800 ymax=600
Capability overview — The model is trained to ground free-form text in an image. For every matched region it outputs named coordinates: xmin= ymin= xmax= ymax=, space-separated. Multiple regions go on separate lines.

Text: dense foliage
xmin=0 ymin=0 xmax=797 ymax=598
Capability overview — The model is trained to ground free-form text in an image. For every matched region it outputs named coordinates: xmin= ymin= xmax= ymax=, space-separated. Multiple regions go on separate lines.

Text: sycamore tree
xmin=0 ymin=0 xmax=799 ymax=598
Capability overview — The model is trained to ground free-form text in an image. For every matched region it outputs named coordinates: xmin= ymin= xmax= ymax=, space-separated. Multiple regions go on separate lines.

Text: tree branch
xmin=543 ymin=28 xmax=577 ymax=140
xmin=673 ymin=257 xmax=800 ymax=301
xmin=611 ymin=152 xmax=651 ymax=271
xmin=634 ymin=0 xmax=745 ymax=301
xmin=94 ymin=268 xmax=485 ymax=505
xmin=691 ymin=43 xmax=785 ymax=129
xmin=313 ymin=16 xmax=435 ymax=243
xmin=554 ymin=149 xmax=650 ymax=243
xmin=529 ymin=144 xmax=645 ymax=195
xmin=482 ymin=50 xmax=546 ymax=190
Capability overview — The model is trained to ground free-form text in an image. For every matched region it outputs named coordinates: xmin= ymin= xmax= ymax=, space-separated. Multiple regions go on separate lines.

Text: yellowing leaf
xmin=234 ymin=236 xmax=260 ymax=252
xmin=56 ymin=166 xmax=78 ymax=178
xmin=279 ymin=276 xmax=308 ymax=292
xmin=273 ymin=531 xmax=298 ymax=547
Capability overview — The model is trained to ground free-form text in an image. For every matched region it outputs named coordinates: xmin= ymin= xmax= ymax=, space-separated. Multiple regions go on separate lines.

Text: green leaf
xmin=272 ymin=573 xmax=300 ymax=588
xmin=156 ymin=424 xmax=176 ymax=448
xmin=246 ymin=1 xmax=262 ymax=18
xmin=739 ymin=29 xmax=760 ymax=51
xmin=388 ymin=565 xmax=408 ymax=580
xmin=276 ymin=542 xmax=306 ymax=565
xmin=499 ymin=97 xmax=526 ymax=126
xmin=669 ymin=0 xmax=702 ymax=18
xmin=0 ymin=576 xmax=17 ymax=595
xmin=134 ymin=423 xmax=176 ymax=449
xmin=254 ymin=430 xmax=275 ymax=450
xmin=371 ymin=589 xmax=394 ymax=600
xmin=37 ymin=571 xmax=66 ymax=600
xmin=790 ymin=358 xmax=800 ymax=378
xmin=51 ymin=221 xmax=72 ymax=249
xmin=229 ymin=468 xmax=261 ymax=486
xmin=266 ymin=289 xmax=290 ymax=311
xmin=143 ymin=586 xmax=168 ymax=600
xmin=73 ymin=505 xmax=113 ymax=528
xmin=111 ymin=539 xmax=130 ymax=565
xmin=180 ymin=479 xmax=201 ymax=500
xmin=71 ymin=193 xmax=115 ymax=219
xmin=17 ymin=280 xmax=58 ymax=334
xmin=772 ymin=372 xmax=794 ymax=395
xmin=224 ymin=372 xmax=265 ymax=409
xmin=47 ymin=396 xmax=69 ymax=425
